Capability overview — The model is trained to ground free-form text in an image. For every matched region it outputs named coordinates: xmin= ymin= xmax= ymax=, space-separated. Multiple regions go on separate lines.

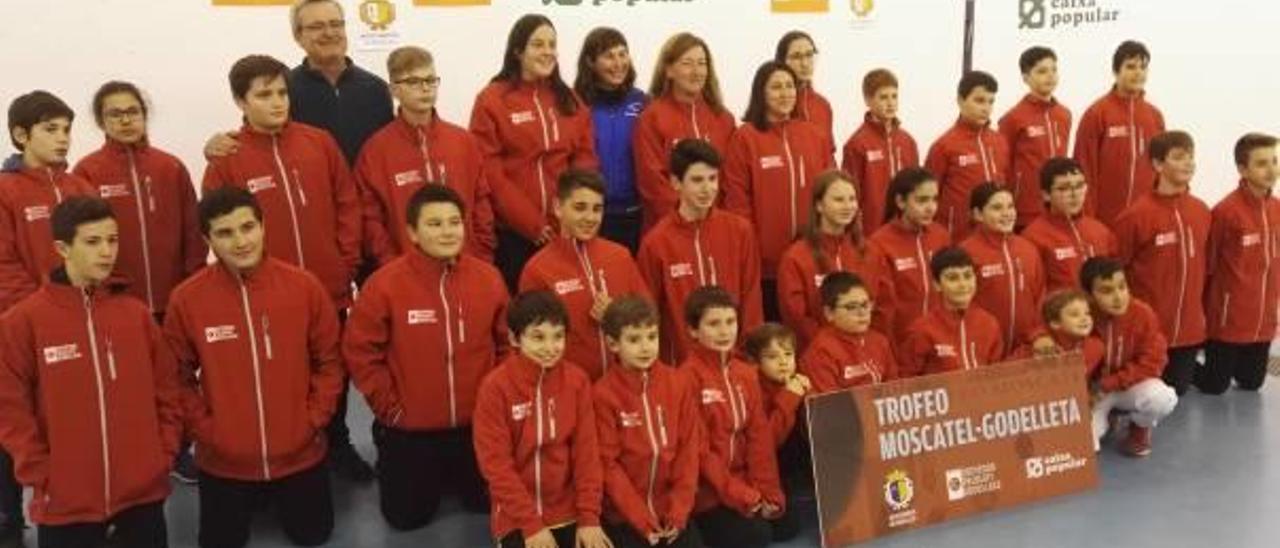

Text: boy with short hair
xmin=800 ymin=271 xmax=898 ymax=393
xmin=998 ymin=46 xmax=1072 ymax=230
xmin=1011 ymin=289 xmax=1103 ymax=377
xmin=924 ymin=71 xmax=1011 ymax=239
xmin=899 ymin=247 xmax=1004 ymax=377
xmin=1079 ymin=257 xmax=1178 ymax=457
xmin=472 ymin=290 xmax=611 ymax=548
xmin=841 ymin=68 xmax=920 ymax=233
xmin=592 ymin=295 xmax=703 ymax=548
xmin=742 ymin=322 xmax=809 ymax=544
xmin=1022 ymin=157 xmax=1119 ymax=292
xmin=1113 ymin=130 xmax=1210 ymax=395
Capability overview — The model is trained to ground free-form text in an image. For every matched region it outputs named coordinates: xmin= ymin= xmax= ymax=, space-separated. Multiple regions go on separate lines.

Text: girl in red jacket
xmin=959 ymin=182 xmax=1046 ymax=353
xmin=681 ymin=286 xmax=782 ymax=548
xmin=775 ymin=31 xmax=834 ymax=157
xmin=633 ymin=33 xmax=736 ymax=229
xmin=473 ymin=290 xmax=611 ymax=548
xmin=742 ymin=323 xmax=810 ymax=544
xmin=1021 ymin=157 xmax=1118 ymax=292
xmin=469 ymin=14 xmax=598 ymax=291
xmin=867 ymin=167 xmax=951 ymax=338
xmin=593 ymin=296 xmax=704 ymax=548
xmin=800 ymin=271 xmax=898 ymax=393
xmin=724 ymin=61 xmax=835 ymax=320
xmin=842 ymin=69 xmax=920 ymax=234
xmin=520 ymin=169 xmax=651 ymax=380
xmin=900 ymin=247 xmax=1004 ymax=377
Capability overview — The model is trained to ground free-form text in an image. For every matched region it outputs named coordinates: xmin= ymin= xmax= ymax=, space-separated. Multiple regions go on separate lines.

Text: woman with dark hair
xmin=958 ymin=182 xmax=1045 ymax=354
xmin=866 ymin=167 xmax=952 ymax=338
xmin=723 ymin=61 xmax=834 ymax=322
xmin=633 ymin=32 xmax=736 ymax=230
xmin=775 ymin=30 xmax=834 ymax=155
xmin=574 ymin=27 xmax=647 ymax=253
xmin=470 ymin=13 xmax=598 ymax=291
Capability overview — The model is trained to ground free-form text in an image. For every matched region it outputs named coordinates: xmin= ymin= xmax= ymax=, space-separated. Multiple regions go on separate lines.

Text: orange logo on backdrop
xmin=771 ymin=0 xmax=830 ymax=13
xmin=414 ymin=0 xmax=491 ymax=5
xmin=211 ymin=0 xmax=292 ymax=5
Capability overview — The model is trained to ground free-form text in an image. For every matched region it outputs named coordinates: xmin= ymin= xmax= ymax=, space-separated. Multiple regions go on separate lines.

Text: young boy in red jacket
xmin=998 ymin=46 xmax=1072 ymax=230
xmin=593 ymin=295 xmax=703 ymax=548
xmin=900 ymin=247 xmax=1004 ymax=377
xmin=0 ymin=196 xmax=182 ymax=548
xmin=164 ymin=187 xmax=345 ymax=548
xmin=1114 ymin=130 xmax=1210 ymax=395
xmin=472 ymin=290 xmax=611 ymax=548
xmin=1074 ymin=40 xmax=1166 ymax=224
xmin=681 ymin=286 xmax=782 ymax=548
xmin=1080 ymin=258 xmax=1178 ymax=457
xmin=1010 ymin=289 xmax=1104 ymax=379
xmin=638 ymin=139 xmax=763 ymax=364
xmin=842 ymin=68 xmax=920 ymax=233
xmin=355 ymin=46 xmax=496 ymax=265
xmin=801 ymin=271 xmax=898 ymax=392
xmin=521 ymin=169 xmax=651 ymax=380
xmin=1199 ymin=133 xmax=1280 ymax=394
xmin=1022 ymin=157 xmax=1118 ymax=292
xmin=742 ymin=322 xmax=810 ymax=544
xmin=924 ymin=71 xmax=1010 ymax=239
xmin=343 ymin=184 xmax=509 ymax=531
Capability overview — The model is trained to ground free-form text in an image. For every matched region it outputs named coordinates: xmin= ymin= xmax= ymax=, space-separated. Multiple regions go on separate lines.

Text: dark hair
xmin=198 ymin=187 xmax=263 ymax=236
xmin=957 ymin=70 xmax=998 ymax=99
xmin=508 ymin=290 xmax=569 ymax=337
xmin=929 ymin=246 xmax=973 ymax=282
xmin=228 ymin=55 xmax=289 ymax=100
xmin=1079 ymin=257 xmax=1125 ymax=292
xmin=1018 ymin=46 xmax=1057 ymax=74
xmin=969 ymin=181 xmax=1012 ymax=212
xmin=683 ymin=285 xmax=737 ymax=329
xmin=862 ymin=68 xmax=898 ymax=99
xmin=1149 ymin=130 xmax=1194 ymax=163
xmin=1039 ymin=156 xmax=1083 ymax=193
xmin=7 ymin=90 xmax=74 ymax=150
xmin=92 ymin=81 xmax=148 ymax=127
xmin=669 ymin=138 xmax=721 ymax=181
xmin=819 ymin=271 xmax=866 ymax=309
xmin=648 ymin=33 xmax=726 ymax=114
xmin=557 ymin=168 xmax=606 ymax=201
xmin=573 ymin=27 xmax=637 ymax=105
xmin=1112 ymin=40 xmax=1150 ymax=73
xmin=774 ymin=31 xmax=816 ymax=80
xmin=492 ymin=14 xmax=578 ymax=116
xmin=743 ymin=322 xmax=796 ymax=363
xmin=883 ymin=167 xmax=937 ymax=223
xmin=1041 ymin=288 xmax=1089 ymax=325
xmin=52 ymin=196 xmax=115 ymax=244
xmin=804 ymin=169 xmax=865 ymax=271
xmin=742 ymin=61 xmax=798 ymax=132
xmin=1235 ymin=132 xmax=1278 ymax=168
xmin=405 ymin=184 xmax=465 ymax=228
xmin=601 ymin=294 xmax=659 ymax=340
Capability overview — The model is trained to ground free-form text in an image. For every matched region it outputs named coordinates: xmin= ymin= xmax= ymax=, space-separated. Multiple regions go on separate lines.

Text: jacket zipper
xmin=1256 ymin=202 xmax=1273 ymax=339
xmin=237 ymin=278 xmax=272 ymax=480
xmin=693 ymin=225 xmax=707 ymax=285
xmin=125 ymin=149 xmax=156 ymax=312
xmin=81 ymin=291 xmax=113 ymax=515
xmin=958 ymin=315 xmax=971 ymax=370
xmin=1000 ymin=237 xmax=1017 ymax=350
xmin=416 ymin=126 xmax=438 ymax=181
xmin=1172 ymin=208 xmax=1189 ymax=342
xmin=575 ymin=242 xmax=611 ymax=374
xmin=533 ymin=92 xmax=551 ymax=218
xmin=914 ymin=232 xmax=931 ymax=314
xmin=1126 ymin=98 xmax=1137 ymax=207
xmin=45 ymin=168 xmax=65 ymax=203
xmin=720 ymin=354 xmax=743 ymax=465
xmin=440 ymin=266 xmax=458 ymax=427
xmin=640 ymin=372 xmax=661 ymax=520
xmin=261 ymin=316 xmax=273 ymax=360
xmin=270 ymin=136 xmax=306 ymax=269
xmin=690 ymin=101 xmax=703 ymax=140
xmin=783 ymin=126 xmax=799 ymax=238
xmin=976 ymin=129 xmax=994 ymax=181
xmin=534 ymin=368 xmax=546 ymax=516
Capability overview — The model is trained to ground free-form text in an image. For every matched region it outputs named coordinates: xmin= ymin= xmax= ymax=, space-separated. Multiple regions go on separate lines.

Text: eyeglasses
xmin=104 ymin=107 xmax=144 ymax=122
xmin=787 ymin=50 xmax=819 ymax=62
xmin=677 ymin=59 xmax=708 ymax=69
xmin=395 ymin=76 xmax=442 ymax=89
xmin=300 ymin=19 xmax=345 ymax=33
xmin=834 ymin=300 xmax=873 ymax=314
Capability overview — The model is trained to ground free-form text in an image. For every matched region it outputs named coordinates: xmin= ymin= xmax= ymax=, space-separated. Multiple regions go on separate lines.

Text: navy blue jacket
xmin=289 ymin=58 xmax=394 ymax=165
xmin=590 ymin=88 xmax=646 ymax=214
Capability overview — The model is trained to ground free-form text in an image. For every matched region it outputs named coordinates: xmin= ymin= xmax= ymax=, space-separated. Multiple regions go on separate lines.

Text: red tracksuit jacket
xmin=163 ymin=258 xmax=345 ymax=481
xmin=1205 ymin=184 xmax=1280 ymax=344
xmin=959 ymin=225 xmax=1046 ymax=352
xmin=900 ymin=305 xmax=1004 ymax=377
xmin=73 ymin=139 xmax=207 ymax=314
xmin=343 ymin=250 xmax=509 ymax=430
xmin=632 ymin=93 xmax=736 ymax=229
xmin=202 ymin=122 xmax=361 ymax=308
xmin=797 ymin=86 xmax=835 ymax=157
xmin=925 ymin=118 xmax=1011 ymax=239
xmin=593 ymin=363 xmax=701 ymax=536
xmin=1010 ymin=330 xmax=1104 ymax=380
xmin=841 ymin=112 xmax=921 ymax=232
xmin=519 ymin=236 xmax=650 ymax=380
xmin=1093 ymin=298 xmax=1168 ymax=392
xmin=723 ymin=120 xmax=835 ymax=279
xmin=354 ymin=113 xmax=497 ymax=264
xmin=637 ymin=209 xmax=764 ymax=363
xmin=800 ymin=326 xmax=897 ymax=394
xmin=469 ymin=80 xmax=597 ymax=241
xmin=866 ymin=220 xmax=952 ymax=337
xmin=1114 ymin=190 xmax=1211 ymax=348
xmin=681 ymin=346 xmax=783 ymax=516
xmin=0 ymin=275 xmax=181 ymax=525
xmin=0 ymin=165 xmax=95 ymax=311
xmin=775 ymin=235 xmax=894 ymax=349
xmin=1021 ymin=210 xmax=1118 ymax=292
xmin=758 ymin=377 xmax=803 ymax=453
xmin=1073 ymin=88 xmax=1166 ymax=224
xmin=472 ymin=354 xmax=603 ymax=539
xmin=998 ymin=94 xmax=1072 ymax=228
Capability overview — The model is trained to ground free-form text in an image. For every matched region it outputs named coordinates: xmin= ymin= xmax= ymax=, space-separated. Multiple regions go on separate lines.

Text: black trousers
xmin=693 ymin=506 xmax=772 ymax=548
xmin=601 ymin=209 xmax=643 ymax=256
xmin=197 ymin=463 xmax=333 ymax=548
xmin=496 ymin=228 xmax=539 ymax=294
xmin=373 ymin=424 xmax=488 ymax=531
xmin=37 ymin=501 xmax=166 ymax=548
xmin=499 ymin=523 xmax=578 ymax=548
xmin=1163 ymin=345 xmax=1202 ymax=396
xmin=0 ymin=449 xmax=21 ymax=532
xmin=1198 ymin=340 xmax=1270 ymax=394
xmin=605 ymin=522 xmax=704 ymax=548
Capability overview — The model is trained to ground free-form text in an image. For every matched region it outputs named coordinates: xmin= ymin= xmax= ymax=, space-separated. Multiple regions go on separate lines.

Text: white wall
xmin=2 ymin=0 xmax=1276 ymax=204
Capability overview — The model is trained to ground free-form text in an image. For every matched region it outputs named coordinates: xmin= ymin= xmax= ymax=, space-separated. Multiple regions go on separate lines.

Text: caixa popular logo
xmin=1020 ymin=0 xmax=1121 ymax=30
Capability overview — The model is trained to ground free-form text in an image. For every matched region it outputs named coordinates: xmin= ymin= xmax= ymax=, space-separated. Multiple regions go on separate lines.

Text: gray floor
xmin=20 ymin=382 xmax=1279 ymax=547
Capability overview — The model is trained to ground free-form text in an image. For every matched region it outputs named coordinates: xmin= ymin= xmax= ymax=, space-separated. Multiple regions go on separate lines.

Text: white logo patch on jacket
xmin=42 ymin=343 xmax=81 ymax=365
xmin=866 ymin=149 xmax=885 ymax=162
xmin=935 ymin=344 xmax=957 ymax=357
xmin=894 ymin=257 xmax=918 ymax=271
xmin=759 ymin=156 xmax=785 ymax=170
xmin=1027 ymin=125 xmax=1047 ymax=138
xmin=98 ymin=184 xmax=131 ymax=198
xmin=980 ymin=264 xmax=1006 ymax=278
xmin=394 ymin=170 xmax=423 ymax=187
xmin=246 ymin=176 xmax=276 ymax=194
xmin=510 ymin=111 xmax=536 ymax=125
xmin=204 ymin=325 xmax=239 ymax=343
xmin=957 ymin=154 xmax=979 ymax=167
xmin=407 ymin=309 xmax=437 ymax=325
xmin=619 ymin=411 xmax=643 ymax=428
xmin=1107 ymin=126 xmax=1130 ymax=138
xmin=701 ymin=388 xmax=726 ymax=405
xmin=1243 ymin=233 xmax=1262 ymax=247
xmin=23 ymin=205 xmax=49 ymax=222
xmin=511 ymin=401 xmax=533 ymax=421
xmin=669 ymin=263 xmax=694 ymax=279
xmin=1155 ymin=231 xmax=1178 ymax=247
xmin=554 ymin=278 xmax=585 ymax=295
xmin=1054 ymin=246 xmax=1078 ymax=261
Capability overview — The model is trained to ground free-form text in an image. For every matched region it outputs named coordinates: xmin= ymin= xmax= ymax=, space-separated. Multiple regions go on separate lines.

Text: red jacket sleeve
xmin=902 ymin=132 xmax=921 ymax=169
xmin=721 ymin=131 xmax=754 ymax=219
xmin=0 ymin=310 xmax=50 ymax=488
xmin=353 ymin=149 xmax=397 ymax=266
xmin=665 ymin=372 xmax=701 ymax=531
xmin=743 ymin=372 xmax=785 ymax=510
xmin=146 ymin=315 xmax=184 ymax=460
xmin=593 ymin=386 xmax=660 ymax=536
xmin=738 ymin=230 xmax=765 ymax=334
xmin=469 ymin=95 xmax=547 ymax=241
xmin=898 ymin=326 xmax=931 ymax=378
xmin=776 ymin=253 xmax=821 ymax=344
xmin=767 ymin=387 xmax=803 ymax=448
xmin=162 ymin=297 xmax=214 ymax=444
xmin=176 ymin=163 xmax=209 ymax=276
xmin=305 ymin=279 xmax=346 ymax=430
xmin=341 ymin=280 xmax=403 ymax=424
xmin=801 ymin=343 xmax=840 ymax=394
xmin=570 ymin=102 xmax=600 ymax=172
xmin=697 ymin=398 xmax=761 ymax=516
xmin=1073 ymin=106 xmax=1103 ymax=217
xmin=841 ymin=137 xmax=866 ymax=192
xmin=878 ymin=336 xmax=900 ymax=381
xmin=324 ymin=135 xmax=363 ymax=277
xmin=470 ymin=163 xmax=498 ymax=262
xmin=0 ymin=197 xmax=39 ymax=311
xmin=1112 ymin=209 xmax=1142 ymax=266
xmin=633 ymin=113 xmax=679 ymax=222
xmin=1101 ymin=312 xmax=1169 ymax=392
xmin=473 ymin=375 xmax=546 ymax=538
xmin=997 ymin=110 xmax=1020 ymax=179
xmin=923 ymin=140 xmax=950 ymax=190
xmin=571 ymin=374 xmax=604 ymax=527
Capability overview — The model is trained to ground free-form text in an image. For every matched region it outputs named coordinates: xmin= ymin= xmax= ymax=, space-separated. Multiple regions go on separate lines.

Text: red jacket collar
xmin=952 ymin=116 xmax=993 ymax=134
xmin=404 ymin=247 xmax=457 ymax=278
xmin=609 ymin=363 xmax=665 ymax=393
xmin=100 ymin=136 xmax=152 ymax=157
xmin=235 ymin=121 xmax=297 ymax=147
xmin=659 ymin=92 xmax=714 ymax=114
xmin=861 ymin=111 xmax=902 ymax=136
xmin=1235 ymin=180 xmax=1273 ymax=205
xmin=669 ymin=206 xmax=721 ymax=232
xmin=686 ymin=344 xmax=732 ymax=372
xmin=1108 ymin=86 xmax=1147 ymax=103
xmin=210 ymin=255 xmax=282 ymax=287
xmin=971 ymin=224 xmax=1011 ymax=246
xmin=1050 ymin=329 xmax=1088 ymax=352
xmin=391 ymin=109 xmax=445 ymax=142
xmin=1019 ymin=93 xmax=1060 ymax=110
xmin=506 ymin=352 xmax=558 ymax=387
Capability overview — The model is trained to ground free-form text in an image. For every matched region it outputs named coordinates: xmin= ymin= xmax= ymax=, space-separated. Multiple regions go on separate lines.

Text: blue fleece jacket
xmin=591 ymin=88 xmax=646 ymax=214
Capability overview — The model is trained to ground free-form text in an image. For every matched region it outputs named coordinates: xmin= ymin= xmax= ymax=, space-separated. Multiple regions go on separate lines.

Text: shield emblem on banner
xmin=851 ymin=0 xmax=875 ymax=18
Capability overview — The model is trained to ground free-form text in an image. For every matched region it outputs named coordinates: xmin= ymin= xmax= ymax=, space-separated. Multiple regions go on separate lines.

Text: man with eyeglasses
xmin=1021 ymin=157 xmax=1117 ymax=293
